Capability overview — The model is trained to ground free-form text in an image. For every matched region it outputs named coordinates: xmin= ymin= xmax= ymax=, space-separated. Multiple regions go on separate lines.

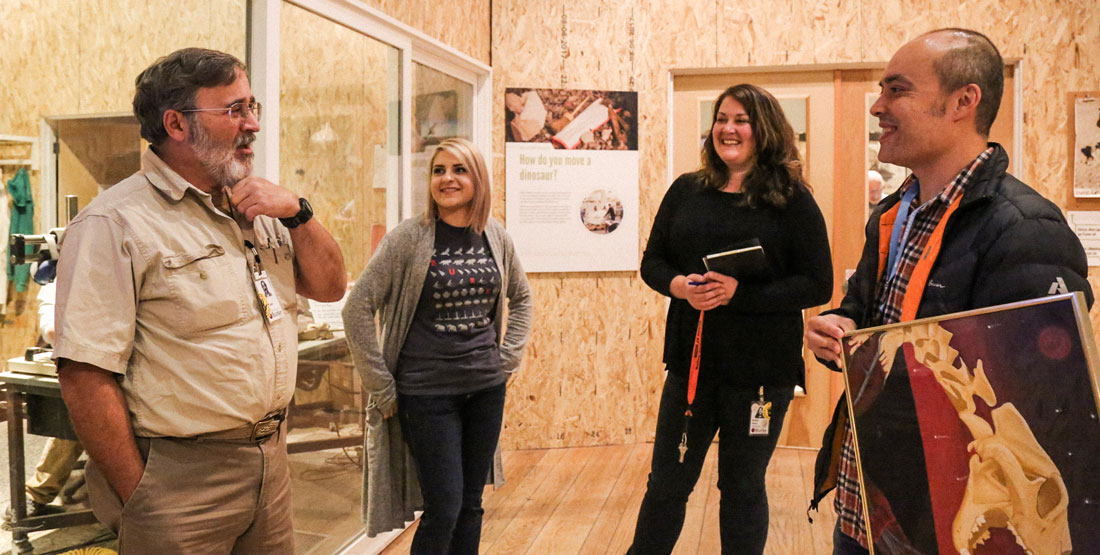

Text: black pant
xmin=832 ymin=522 xmax=870 ymax=555
xmin=398 ymin=382 xmax=507 ymax=555
xmin=628 ymin=372 xmax=793 ymax=555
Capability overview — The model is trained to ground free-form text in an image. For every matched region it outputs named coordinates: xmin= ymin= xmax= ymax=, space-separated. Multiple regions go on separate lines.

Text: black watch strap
xmin=279 ymin=197 xmax=313 ymax=228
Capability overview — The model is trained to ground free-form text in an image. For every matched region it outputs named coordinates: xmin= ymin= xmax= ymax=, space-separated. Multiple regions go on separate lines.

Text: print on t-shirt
xmin=427 ymin=244 xmax=500 ymax=334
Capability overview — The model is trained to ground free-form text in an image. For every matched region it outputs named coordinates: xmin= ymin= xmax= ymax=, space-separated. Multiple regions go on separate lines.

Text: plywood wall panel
xmin=717 ymin=0 xmax=863 ymax=67
xmin=494 ymin=0 xmax=1100 ymax=450
xmin=786 ymin=1 xmax=863 ymax=65
xmin=360 ymin=0 xmax=489 ymax=63
xmin=639 ymin=0 xmax=717 ymax=71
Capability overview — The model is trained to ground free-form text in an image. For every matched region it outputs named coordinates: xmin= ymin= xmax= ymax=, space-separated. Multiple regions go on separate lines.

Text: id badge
xmin=749 ymin=400 xmax=772 ymax=437
xmin=252 ymin=270 xmax=285 ymax=323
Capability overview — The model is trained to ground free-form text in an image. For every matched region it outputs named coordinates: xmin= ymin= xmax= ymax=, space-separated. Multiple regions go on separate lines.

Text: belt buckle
xmin=249 ymin=415 xmax=281 ymax=442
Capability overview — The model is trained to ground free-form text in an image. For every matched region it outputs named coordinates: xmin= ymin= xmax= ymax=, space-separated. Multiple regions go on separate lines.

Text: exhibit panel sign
xmin=841 ymin=293 xmax=1100 ymax=555
xmin=1073 ymin=95 xmax=1100 ymax=198
xmin=504 ymin=87 xmax=639 ymax=272
xmin=1067 ymin=211 xmax=1100 ymax=267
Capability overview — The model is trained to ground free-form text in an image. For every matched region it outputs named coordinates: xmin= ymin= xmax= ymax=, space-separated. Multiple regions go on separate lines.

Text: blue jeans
xmin=628 ymin=372 xmax=793 ymax=555
xmin=398 ymin=382 xmax=506 ymax=555
xmin=832 ymin=521 xmax=870 ymax=555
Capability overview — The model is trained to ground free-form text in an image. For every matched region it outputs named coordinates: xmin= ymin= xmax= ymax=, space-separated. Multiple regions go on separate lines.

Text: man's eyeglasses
xmin=180 ymin=101 xmax=262 ymax=121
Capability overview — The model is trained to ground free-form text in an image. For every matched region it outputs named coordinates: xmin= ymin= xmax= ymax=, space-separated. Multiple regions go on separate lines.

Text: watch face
xmin=281 ymin=198 xmax=314 ymax=228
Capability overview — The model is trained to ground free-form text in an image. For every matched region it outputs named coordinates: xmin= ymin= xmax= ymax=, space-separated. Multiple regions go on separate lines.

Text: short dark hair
xmin=924 ymin=28 xmax=1004 ymax=136
xmin=133 ymin=48 xmax=246 ymax=145
xmin=699 ymin=84 xmax=806 ymax=209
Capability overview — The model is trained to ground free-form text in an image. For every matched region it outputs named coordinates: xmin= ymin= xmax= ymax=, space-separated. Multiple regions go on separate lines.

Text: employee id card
xmin=749 ymin=387 xmax=772 ymax=436
xmin=252 ymin=269 xmax=285 ymax=323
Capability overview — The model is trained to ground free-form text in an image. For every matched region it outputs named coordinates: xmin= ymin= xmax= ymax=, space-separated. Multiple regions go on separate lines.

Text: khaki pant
xmin=85 ymin=423 xmax=294 ymax=555
xmin=27 ymin=438 xmax=83 ymax=504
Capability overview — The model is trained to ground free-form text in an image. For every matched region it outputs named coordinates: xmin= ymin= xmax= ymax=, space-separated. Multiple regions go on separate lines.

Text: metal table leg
xmin=5 ymin=388 xmax=31 ymax=554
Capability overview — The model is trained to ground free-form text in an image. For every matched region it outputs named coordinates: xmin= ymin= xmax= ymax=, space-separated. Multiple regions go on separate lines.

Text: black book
xmin=702 ymin=242 xmax=768 ymax=280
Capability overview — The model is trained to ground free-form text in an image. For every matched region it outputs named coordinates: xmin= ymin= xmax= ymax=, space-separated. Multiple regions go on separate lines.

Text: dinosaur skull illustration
xmin=853 ymin=322 xmax=1072 ymax=555
xmin=953 ymin=404 xmax=1071 ymax=555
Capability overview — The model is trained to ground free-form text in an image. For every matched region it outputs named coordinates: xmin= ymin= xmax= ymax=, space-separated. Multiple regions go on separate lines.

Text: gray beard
xmin=189 ymin=119 xmax=253 ymax=189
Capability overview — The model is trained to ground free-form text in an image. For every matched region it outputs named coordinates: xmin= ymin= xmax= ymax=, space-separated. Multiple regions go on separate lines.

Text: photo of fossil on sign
xmin=841 ymin=293 xmax=1100 ymax=555
xmin=504 ymin=87 xmax=637 ymax=151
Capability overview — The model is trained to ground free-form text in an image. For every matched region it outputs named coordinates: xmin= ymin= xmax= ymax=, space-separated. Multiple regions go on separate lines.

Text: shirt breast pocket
xmin=161 ymin=244 xmax=249 ymax=335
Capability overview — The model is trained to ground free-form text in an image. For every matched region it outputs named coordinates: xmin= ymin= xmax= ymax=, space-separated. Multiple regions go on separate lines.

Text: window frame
xmin=248 ymin=0 xmax=491 ymax=228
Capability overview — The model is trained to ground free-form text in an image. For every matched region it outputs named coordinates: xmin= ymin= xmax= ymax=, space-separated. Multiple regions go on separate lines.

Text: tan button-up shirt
xmin=54 ymin=148 xmax=299 ymax=437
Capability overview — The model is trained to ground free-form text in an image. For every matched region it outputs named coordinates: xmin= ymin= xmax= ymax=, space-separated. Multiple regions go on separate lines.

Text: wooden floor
xmin=381 ymin=443 xmax=838 ymax=554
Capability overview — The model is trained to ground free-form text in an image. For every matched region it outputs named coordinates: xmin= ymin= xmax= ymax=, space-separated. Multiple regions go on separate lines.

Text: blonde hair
xmin=424 ymin=138 xmax=492 ymax=234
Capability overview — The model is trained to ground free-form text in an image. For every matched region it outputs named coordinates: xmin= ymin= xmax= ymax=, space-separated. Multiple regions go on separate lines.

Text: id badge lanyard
xmin=678 ymin=311 xmax=704 ymax=463
xmin=245 ymin=240 xmax=285 ymax=323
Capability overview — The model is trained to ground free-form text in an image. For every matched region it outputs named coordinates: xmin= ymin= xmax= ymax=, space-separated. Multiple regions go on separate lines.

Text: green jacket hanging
xmin=7 ymin=167 xmax=34 ymax=292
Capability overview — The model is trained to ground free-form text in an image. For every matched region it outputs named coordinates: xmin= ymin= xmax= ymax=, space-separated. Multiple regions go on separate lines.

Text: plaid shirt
xmin=835 ymin=147 xmax=994 ymax=547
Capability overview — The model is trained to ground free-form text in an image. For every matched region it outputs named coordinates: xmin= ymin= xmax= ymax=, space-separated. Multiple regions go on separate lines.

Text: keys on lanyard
xmin=245 ymin=240 xmax=284 ymax=323
xmin=749 ymin=386 xmax=772 ymax=437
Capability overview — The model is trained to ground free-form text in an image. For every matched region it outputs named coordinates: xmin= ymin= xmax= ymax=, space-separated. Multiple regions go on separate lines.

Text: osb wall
xmin=358 ymin=0 xmax=490 ymax=62
xmin=492 ymin=0 xmax=1100 ymax=450
xmin=0 ymin=0 xmax=247 ymax=362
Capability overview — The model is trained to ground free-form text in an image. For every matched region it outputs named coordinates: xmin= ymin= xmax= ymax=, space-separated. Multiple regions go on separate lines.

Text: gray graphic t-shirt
xmin=396 ymin=220 xmax=503 ymax=395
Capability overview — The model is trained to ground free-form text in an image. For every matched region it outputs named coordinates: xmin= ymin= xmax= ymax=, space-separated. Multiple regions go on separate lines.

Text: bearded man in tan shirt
xmin=53 ymin=48 xmax=346 ymax=554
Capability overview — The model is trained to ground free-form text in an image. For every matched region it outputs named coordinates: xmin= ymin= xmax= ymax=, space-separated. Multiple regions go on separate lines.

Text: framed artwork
xmin=1072 ymin=93 xmax=1100 ymax=198
xmin=841 ymin=292 xmax=1100 ymax=555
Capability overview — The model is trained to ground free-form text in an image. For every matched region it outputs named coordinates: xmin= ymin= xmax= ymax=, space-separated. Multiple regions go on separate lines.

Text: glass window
xmin=279 ymin=3 xmax=400 ymax=550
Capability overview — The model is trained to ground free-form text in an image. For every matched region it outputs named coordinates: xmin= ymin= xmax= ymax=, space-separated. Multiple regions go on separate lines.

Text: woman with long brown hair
xmin=628 ymin=84 xmax=832 ymax=554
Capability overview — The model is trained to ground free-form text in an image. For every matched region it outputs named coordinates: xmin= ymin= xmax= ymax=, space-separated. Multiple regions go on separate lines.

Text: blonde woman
xmin=343 ymin=138 xmax=532 ymax=553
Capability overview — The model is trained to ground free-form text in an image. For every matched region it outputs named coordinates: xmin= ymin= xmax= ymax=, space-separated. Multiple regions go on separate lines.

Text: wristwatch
xmin=279 ymin=197 xmax=314 ymax=228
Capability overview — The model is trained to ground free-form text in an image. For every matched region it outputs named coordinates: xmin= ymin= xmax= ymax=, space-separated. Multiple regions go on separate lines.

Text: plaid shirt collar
xmin=899 ymin=145 xmax=995 ymax=214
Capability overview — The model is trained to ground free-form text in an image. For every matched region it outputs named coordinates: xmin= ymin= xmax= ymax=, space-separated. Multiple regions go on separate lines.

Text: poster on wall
xmin=1067 ymin=211 xmax=1100 ymax=266
xmin=841 ymin=293 xmax=1100 ymax=555
xmin=1073 ymin=95 xmax=1100 ymax=198
xmin=504 ymin=87 xmax=639 ymax=272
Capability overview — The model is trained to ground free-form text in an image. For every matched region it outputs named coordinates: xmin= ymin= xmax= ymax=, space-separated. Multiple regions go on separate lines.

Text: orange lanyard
xmin=678 ymin=310 xmax=704 ymax=463
xmin=687 ymin=311 xmax=703 ymax=409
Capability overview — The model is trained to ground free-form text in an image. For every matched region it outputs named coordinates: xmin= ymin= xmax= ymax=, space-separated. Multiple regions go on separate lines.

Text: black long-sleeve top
xmin=641 ymin=172 xmax=833 ymax=388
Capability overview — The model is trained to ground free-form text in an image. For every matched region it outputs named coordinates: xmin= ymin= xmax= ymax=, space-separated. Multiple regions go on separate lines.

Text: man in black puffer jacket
xmin=805 ymin=28 xmax=1092 ymax=555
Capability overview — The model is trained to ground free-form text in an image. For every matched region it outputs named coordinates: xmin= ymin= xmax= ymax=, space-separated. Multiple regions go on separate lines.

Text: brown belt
xmin=191 ymin=409 xmax=287 ymax=444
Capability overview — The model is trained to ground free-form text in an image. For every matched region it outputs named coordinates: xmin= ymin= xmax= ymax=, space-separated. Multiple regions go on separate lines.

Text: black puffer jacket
xmin=809 ymin=143 xmax=1093 ymax=512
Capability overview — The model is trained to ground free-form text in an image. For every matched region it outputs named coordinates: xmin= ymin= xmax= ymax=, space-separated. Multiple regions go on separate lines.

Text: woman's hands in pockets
xmin=670 ymin=272 xmax=738 ymax=311
xmin=369 ymin=384 xmax=398 ymax=419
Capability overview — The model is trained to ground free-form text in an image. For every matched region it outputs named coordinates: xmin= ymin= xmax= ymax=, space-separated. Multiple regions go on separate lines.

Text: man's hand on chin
xmin=230 ymin=176 xmax=299 ymax=222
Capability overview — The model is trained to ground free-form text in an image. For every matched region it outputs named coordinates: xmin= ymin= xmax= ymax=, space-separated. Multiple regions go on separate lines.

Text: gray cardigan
xmin=342 ymin=216 xmax=533 ymax=537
